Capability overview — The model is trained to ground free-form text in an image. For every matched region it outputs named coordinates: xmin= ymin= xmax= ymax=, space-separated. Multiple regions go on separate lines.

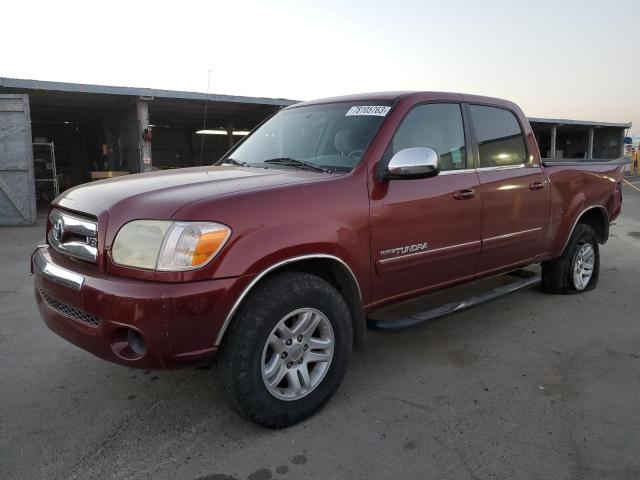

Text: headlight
xmin=112 ymin=220 xmax=171 ymax=269
xmin=112 ymin=220 xmax=231 ymax=271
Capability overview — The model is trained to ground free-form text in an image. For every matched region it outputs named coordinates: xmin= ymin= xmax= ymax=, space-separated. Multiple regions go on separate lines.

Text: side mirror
xmin=384 ymin=147 xmax=440 ymax=180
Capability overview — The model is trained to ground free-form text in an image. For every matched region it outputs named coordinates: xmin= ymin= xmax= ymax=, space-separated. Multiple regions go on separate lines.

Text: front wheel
xmin=541 ymin=223 xmax=600 ymax=294
xmin=215 ymin=271 xmax=353 ymax=428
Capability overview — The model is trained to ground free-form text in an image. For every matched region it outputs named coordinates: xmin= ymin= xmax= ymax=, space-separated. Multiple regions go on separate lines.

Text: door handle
xmin=529 ymin=181 xmax=544 ymax=190
xmin=453 ymin=189 xmax=476 ymax=200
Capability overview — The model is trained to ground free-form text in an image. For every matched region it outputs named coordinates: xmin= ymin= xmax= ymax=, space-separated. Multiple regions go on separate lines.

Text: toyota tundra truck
xmin=32 ymin=92 xmax=624 ymax=428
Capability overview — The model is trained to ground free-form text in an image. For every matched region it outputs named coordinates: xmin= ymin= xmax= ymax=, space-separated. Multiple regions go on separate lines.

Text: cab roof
xmin=289 ymin=91 xmax=520 ymax=112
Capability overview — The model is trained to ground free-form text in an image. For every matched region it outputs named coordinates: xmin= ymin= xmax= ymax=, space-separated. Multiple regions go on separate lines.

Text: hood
xmin=54 ymin=165 xmax=328 ymax=219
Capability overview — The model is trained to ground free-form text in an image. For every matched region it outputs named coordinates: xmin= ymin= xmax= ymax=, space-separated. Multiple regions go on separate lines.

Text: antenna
xmin=200 ymin=68 xmax=211 ymax=165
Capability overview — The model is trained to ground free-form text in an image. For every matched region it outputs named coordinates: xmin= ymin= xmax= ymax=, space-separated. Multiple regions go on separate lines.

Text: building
xmin=0 ymin=78 xmax=632 ymax=225
xmin=528 ymin=117 xmax=631 ymax=160
xmin=0 ymin=78 xmax=296 ymax=225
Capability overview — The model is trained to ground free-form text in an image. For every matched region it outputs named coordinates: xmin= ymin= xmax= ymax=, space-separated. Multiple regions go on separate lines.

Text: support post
xmin=227 ymin=123 xmax=235 ymax=149
xmin=137 ymin=99 xmax=152 ymax=173
xmin=186 ymin=128 xmax=195 ymax=166
xmin=550 ymin=125 xmax=557 ymax=158
xmin=587 ymin=128 xmax=594 ymax=159
xmin=103 ymin=119 xmax=115 ymax=170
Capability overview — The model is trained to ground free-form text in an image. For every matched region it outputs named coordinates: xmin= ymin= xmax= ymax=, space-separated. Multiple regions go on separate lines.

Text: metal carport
xmin=0 ymin=77 xmax=296 ymax=224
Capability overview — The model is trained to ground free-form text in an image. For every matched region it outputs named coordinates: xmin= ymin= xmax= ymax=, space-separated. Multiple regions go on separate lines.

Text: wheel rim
xmin=572 ymin=242 xmax=595 ymax=290
xmin=261 ymin=308 xmax=335 ymax=401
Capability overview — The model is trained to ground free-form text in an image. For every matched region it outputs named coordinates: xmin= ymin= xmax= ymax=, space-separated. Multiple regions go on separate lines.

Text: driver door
xmin=370 ymin=103 xmax=482 ymax=304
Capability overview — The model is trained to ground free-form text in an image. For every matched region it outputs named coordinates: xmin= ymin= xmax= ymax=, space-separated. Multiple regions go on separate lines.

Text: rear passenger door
xmin=468 ymin=104 xmax=549 ymax=275
xmin=370 ymin=103 xmax=482 ymax=303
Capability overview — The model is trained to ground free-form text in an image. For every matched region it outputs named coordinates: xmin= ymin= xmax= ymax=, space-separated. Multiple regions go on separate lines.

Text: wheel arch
xmin=578 ymin=207 xmax=609 ymax=243
xmin=560 ymin=205 xmax=609 ymax=255
xmin=215 ymin=255 xmax=366 ymax=348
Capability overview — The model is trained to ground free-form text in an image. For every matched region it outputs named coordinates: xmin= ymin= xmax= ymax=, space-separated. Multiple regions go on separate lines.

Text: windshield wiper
xmin=219 ymin=158 xmax=247 ymax=167
xmin=263 ymin=157 xmax=329 ymax=173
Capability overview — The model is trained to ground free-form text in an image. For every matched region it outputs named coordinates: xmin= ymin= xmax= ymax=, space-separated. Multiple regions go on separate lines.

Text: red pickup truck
xmin=32 ymin=92 xmax=624 ymax=428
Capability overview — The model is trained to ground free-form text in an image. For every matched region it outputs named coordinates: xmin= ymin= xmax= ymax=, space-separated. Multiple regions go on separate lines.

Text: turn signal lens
xmin=192 ymin=229 xmax=231 ymax=266
xmin=156 ymin=222 xmax=231 ymax=271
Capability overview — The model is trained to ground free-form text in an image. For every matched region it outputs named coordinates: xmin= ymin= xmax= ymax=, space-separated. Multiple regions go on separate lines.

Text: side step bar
xmin=367 ymin=270 xmax=541 ymax=332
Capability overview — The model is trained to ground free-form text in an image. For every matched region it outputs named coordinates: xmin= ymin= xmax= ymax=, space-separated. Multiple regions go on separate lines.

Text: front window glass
xmin=219 ymin=102 xmax=391 ymax=172
xmin=469 ymin=105 xmax=527 ymax=167
xmin=391 ymin=103 xmax=467 ymax=171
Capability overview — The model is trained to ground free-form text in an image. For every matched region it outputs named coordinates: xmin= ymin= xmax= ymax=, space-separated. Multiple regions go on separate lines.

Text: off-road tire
xmin=215 ymin=271 xmax=352 ymax=428
xmin=541 ymin=223 xmax=600 ymax=294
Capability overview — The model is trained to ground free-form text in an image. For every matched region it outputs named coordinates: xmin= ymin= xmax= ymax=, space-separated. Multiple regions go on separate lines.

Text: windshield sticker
xmin=345 ymin=106 xmax=391 ymax=117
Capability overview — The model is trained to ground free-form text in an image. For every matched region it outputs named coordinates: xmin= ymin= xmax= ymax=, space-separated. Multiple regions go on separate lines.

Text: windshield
xmin=219 ymin=102 xmax=392 ymax=172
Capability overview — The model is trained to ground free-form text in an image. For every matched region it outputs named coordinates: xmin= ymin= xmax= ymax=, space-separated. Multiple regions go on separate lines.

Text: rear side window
xmin=391 ymin=103 xmax=467 ymax=171
xmin=469 ymin=105 xmax=527 ymax=167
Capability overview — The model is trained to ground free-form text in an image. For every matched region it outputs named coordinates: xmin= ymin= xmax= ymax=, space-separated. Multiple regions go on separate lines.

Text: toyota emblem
xmin=53 ymin=218 xmax=65 ymax=242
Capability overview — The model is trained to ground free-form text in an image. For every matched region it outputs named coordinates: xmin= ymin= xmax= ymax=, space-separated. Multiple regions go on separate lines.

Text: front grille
xmin=48 ymin=209 xmax=98 ymax=263
xmin=39 ymin=288 xmax=101 ymax=327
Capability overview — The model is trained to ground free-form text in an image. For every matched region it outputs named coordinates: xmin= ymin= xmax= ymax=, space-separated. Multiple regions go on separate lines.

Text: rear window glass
xmin=469 ymin=105 xmax=527 ymax=167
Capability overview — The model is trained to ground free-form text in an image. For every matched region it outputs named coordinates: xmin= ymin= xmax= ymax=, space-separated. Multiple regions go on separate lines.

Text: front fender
xmin=172 ymin=172 xmax=372 ymax=301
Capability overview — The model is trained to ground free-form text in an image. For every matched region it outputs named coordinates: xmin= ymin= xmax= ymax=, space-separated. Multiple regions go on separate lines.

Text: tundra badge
xmin=380 ymin=242 xmax=428 ymax=258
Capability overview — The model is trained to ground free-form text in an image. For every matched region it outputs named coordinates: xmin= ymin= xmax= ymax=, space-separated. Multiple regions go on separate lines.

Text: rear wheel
xmin=215 ymin=271 xmax=352 ymax=428
xmin=541 ymin=223 xmax=600 ymax=294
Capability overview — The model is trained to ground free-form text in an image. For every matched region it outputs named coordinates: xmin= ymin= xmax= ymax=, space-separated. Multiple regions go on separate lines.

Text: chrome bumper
xmin=32 ymin=246 xmax=85 ymax=291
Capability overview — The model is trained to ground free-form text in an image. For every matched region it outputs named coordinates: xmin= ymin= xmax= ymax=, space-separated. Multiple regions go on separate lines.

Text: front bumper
xmin=32 ymin=246 xmax=246 ymax=369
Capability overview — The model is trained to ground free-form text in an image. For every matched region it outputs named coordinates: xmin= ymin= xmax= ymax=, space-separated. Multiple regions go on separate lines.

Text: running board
xmin=367 ymin=270 xmax=541 ymax=332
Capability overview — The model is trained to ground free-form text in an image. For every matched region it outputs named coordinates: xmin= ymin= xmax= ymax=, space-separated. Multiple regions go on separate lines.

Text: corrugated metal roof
xmin=528 ymin=117 xmax=631 ymax=129
xmin=0 ymin=78 xmax=631 ymax=128
xmin=0 ymin=77 xmax=298 ymax=107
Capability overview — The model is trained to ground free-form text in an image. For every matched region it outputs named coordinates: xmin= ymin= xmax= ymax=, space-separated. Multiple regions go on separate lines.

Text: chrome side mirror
xmin=384 ymin=147 xmax=440 ymax=180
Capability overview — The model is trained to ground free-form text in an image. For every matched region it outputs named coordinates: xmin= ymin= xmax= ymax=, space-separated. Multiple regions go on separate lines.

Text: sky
xmin=2 ymin=0 xmax=639 ymax=134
